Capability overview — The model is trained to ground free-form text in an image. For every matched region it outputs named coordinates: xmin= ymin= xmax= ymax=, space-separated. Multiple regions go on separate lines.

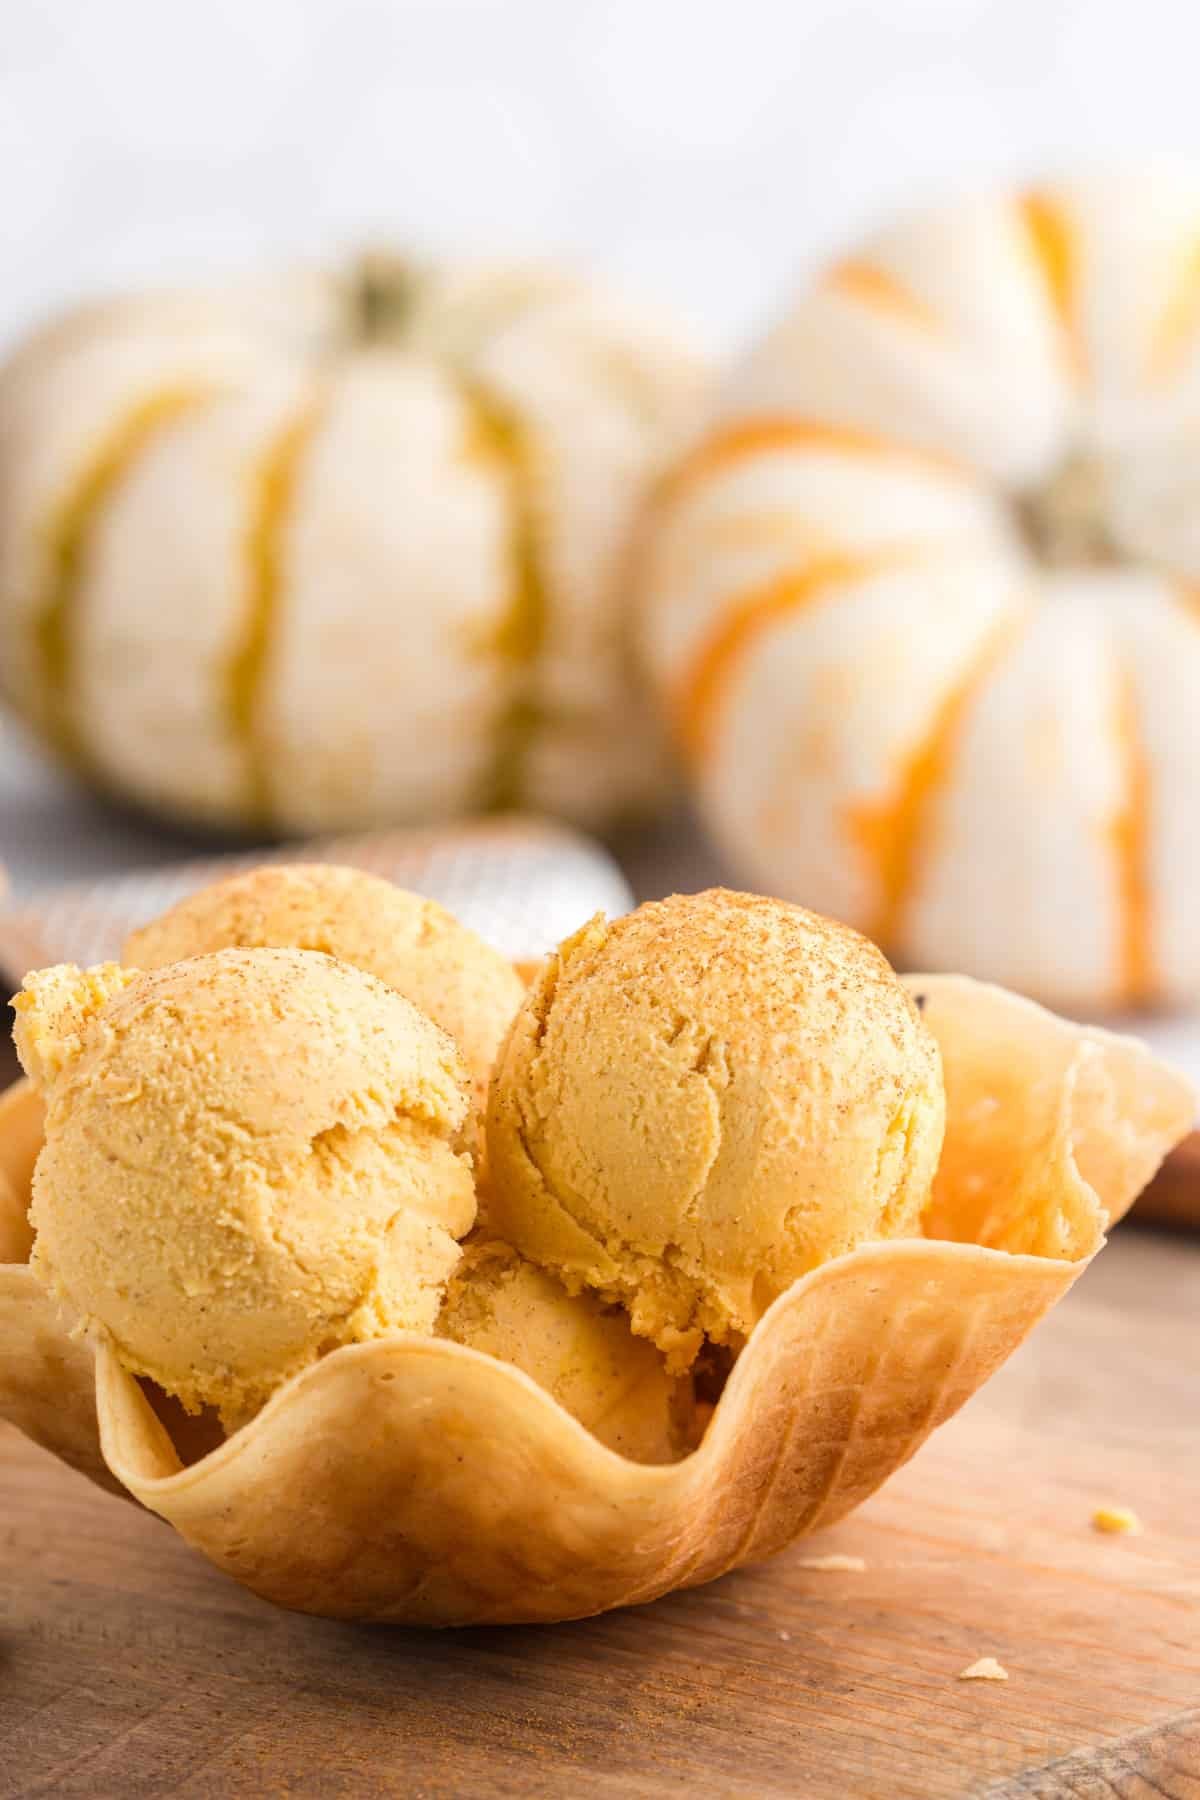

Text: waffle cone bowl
xmin=0 ymin=966 xmax=1189 ymax=1627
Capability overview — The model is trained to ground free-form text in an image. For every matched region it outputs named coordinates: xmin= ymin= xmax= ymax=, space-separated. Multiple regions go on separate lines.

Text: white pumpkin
xmin=0 ymin=258 xmax=704 ymax=833
xmin=642 ymin=168 xmax=1200 ymax=1010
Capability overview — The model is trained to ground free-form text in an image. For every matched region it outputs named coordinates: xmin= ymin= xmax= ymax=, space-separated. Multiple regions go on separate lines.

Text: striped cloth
xmin=0 ymin=816 xmax=631 ymax=979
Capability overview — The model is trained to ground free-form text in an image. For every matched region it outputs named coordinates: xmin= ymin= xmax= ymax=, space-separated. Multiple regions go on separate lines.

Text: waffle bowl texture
xmin=0 ymin=958 xmax=1189 ymax=1625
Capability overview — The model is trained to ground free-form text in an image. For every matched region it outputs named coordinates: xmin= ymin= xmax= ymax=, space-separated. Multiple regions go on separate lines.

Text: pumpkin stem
xmin=352 ymin=253 xmax=420 ymax=342
xmin=1016 ymin=452 xmax=1120 ymax=569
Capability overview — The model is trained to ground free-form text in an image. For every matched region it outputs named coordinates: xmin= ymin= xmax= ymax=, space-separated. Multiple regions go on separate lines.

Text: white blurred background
xmin=4 ymin=0 xmax=1199 ymax=354
xmin=3 ymin=0 xmax=1200 ymax=898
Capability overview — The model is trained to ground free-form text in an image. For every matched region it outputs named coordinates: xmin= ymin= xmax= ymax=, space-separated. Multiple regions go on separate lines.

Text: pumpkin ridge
xmin=848 ymin=606 xmax=1031 ymax=953
xmin=1173 ymin=578 xmax=1200 ymax=621
xmin=222 ymin=403 xmax=324 ymax=828
xmin=458 ymin=379 xmax=550 ymax=812
xmin=657 ymin=417 xmax=970 ymax=513
xmin=672 ymin=548 xmax=928 ymax=767
xmin=1146 ymin=235 xmax=1200 ymax=382
xmin=1109 ymin=668 xmax=1157 ymax=1005
xmin=824 ymin=258 xmax=942 ymax=332
xmin=1018 ymin=190 xmax=1084 ymax=381
xmin=31 ymin=387 xmax=212 ymax=763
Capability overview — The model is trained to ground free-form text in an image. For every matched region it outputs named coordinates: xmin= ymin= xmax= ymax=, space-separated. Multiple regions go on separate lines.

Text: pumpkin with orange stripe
xmin=0 ymin=257 xmax=705 ymax=834
xmin=641 ymin=168 xmax=1200 ymax=1008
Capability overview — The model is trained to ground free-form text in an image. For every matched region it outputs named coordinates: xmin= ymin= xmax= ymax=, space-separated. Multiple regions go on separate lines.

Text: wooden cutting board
xmin=1 ymin=1224 xmax=1197 ymax=1799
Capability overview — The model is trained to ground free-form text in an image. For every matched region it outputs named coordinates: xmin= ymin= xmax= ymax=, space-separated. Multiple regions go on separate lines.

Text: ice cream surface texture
xmin=124 ymin=863 xmax=524 ymax=1115
xmin=487 ymin=889 xmax=945 ymax=1364
xmin=14 ymin=948 xmax=476 ymax=1423
xmin=437 ymin=1239 xmax=690 ymax=1464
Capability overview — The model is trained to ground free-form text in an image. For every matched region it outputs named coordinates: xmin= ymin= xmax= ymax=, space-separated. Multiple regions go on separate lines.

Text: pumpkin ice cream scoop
xmin=486 ymin=889 xmax=945 ymax=1365
xmin=123 ymin=863 xmax=524 ymax=1116
xmin=13 ymin=947 xmax=477 ymax=1425
xmin=436 ymin=1239 xmax=694 ymax=1464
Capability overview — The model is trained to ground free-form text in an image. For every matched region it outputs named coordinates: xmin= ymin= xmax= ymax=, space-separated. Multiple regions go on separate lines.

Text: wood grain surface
xmin=1137 ymin=1133 xmax=1200 ymax=1231
xmin=986 ymin=1711 xmax=1200 ymax=1798
xmin=2 ymin=1224 xmax=1197 ymax=1798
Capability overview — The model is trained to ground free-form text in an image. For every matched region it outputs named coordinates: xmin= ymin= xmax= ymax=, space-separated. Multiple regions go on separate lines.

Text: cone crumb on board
xmin=1091 ymin=1504 xmax=1142 ymax=1535
xmin=794 ymin=1554 xmax=868 ymax=1572
xmin=958 ymin=1658 xmax=1009 ymax=1682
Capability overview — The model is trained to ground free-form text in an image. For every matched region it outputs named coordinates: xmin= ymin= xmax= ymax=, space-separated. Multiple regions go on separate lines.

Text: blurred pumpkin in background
xmin=642 ymin=167 xmax=1200 ymax=1010
xmin=0 ymin=258 xmax=704 ymax=834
